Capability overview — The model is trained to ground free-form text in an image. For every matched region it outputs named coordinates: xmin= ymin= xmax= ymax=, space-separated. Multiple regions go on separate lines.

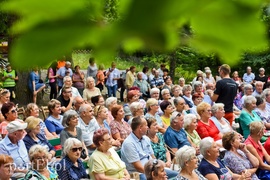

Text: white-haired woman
xmin=25 ymin=145 xmax=58 ymax=180
xmin=240 ymin=84 xmax=253 ymax=108
xmin=83 ymin=76 xmax=101 ymax=103
xmin=239 ymin=95 xmax=261 ymax=139
xmin=198 ymin=137 xmax=248 ymax=180
xmin=128 ymin=101 xmax=145 ymax=124
xmin=184 ymin=114 xmax=201 ymax=154
xmin=182 ymin=85 xmax=194 ymax=108
xmin=210 ymin=103 xmax=233 ymax=133
xmin=175 ymin=146 xmax=206 ymax=180
xmin=105 ymin=97 xmax=117 ymax=124
xmin=60 ymin=110 xmax=88 ymax=159
xmin=57 ymin=138 xmax=88 ymax=179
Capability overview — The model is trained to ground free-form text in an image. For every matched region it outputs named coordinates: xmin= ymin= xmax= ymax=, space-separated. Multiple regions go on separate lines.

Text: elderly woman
xmin=193 ymin=81 xmax=204 ymax=96
xmin=109 ymin=105 xmax=132 ymax=143
xmin=150 ymin=87 xmax=160 ymax=100
xmin=255 ymin=96 xmax=270 ymax=129
xmin=171 ymin=85 xmax=182 ymax=102
xmin=25 ymin=145 xmax=58 ymax=179
xmin=45 ymin=99 xmax=64 ymax=136
xmin=190 ymin=93 xmax=203 ymax=117
xmin=239 ymin=95 xmax=261 ymax=139
xmin=128 ymin=101 xmax=145 ymax=124
xmin=57 ymin=138 xmax=88 ymax=179
xmin=83 ymin=76 xmax=101 ymax=103
xmin=245 ymin=121 xmax=270 ymax=179
xmin=232 ymin=71 xmax=242 ymax=86
xmin=146 ymin=117 xmax=172 ymax=168
xmin=182 ymin=85 xmax=194 ymax=108
xmin=198 ymin=137 xmax=248 ymax=179
xmin=222 ymin=132 xmax=259 ymax=179
xmin=23 ymin=116 xmax=56 ymax=159
xmin=184 ymin=114 xmax=201 ymax=153
xmin=144 ymin=159 xmax=168 ymax=180
xmin=60 ymin=110 xmax=88 ymax=158
xmin=0 ymin=154 xmax=14 ymax=180
xmin=25 ymin=103 xmax=56 ymax=139
xmin=145 ymin=98 xmax=166 ymax=133
xmin=179 ymin=77 xmax=185 ymax=88
xmin=105 ymin=97 xmax=118 ymax=124
xmin=161 ymin=89 xmax=171 ymax=103
xmin=160 ymin=100 xmax=173 ymax=128
xmin=210 ymin=103 xmax=233 ymax=133
xmin=0 ymin=102 xmax=17 ymax=138
xmin=240 ymin=84 xmax=253 ymax=108
xmin=163 ymin=76 xmax=173 ymax=94
xmin=175 ymin=146 xmax=206 ymax=180
xmin=196 ymin=102 xmax=222 ymax=142
xmin=123 ymin=90 xmax=140 ymax=121
xmin=89 ymin=128 xmax=130 ymax=180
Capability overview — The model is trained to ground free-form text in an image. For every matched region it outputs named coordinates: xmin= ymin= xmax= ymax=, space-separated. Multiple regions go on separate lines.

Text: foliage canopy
xmin=0 ymin=0 xmax=269 ymax=69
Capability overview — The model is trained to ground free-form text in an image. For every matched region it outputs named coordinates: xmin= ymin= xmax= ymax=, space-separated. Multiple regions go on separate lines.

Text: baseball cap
xmin=7 ymin=120 xmax=27 ymax=134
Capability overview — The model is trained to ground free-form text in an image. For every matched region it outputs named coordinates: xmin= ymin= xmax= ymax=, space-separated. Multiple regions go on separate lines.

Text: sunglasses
xmin=71 ymin=147 xmax=83 ymax=152
xmin=151 ymin=159 xmax=158 ymax=172
xmin=10 ymin=109 xmax=17 ymax=113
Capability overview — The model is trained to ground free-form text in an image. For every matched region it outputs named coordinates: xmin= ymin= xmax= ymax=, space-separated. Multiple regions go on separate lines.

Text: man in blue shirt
xmin=164 ymin=111 xmax=191 ymax=154
xmin=0 ymin=120 xmax=30 ymax=179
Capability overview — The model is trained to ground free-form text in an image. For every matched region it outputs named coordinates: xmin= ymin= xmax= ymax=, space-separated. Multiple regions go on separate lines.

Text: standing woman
xmin=96 ymin=64 xmax=106 ymax=92
xmin=47 ymin=61 xmax=58 ymax=100
xmin=72 ymin=65 xmax=85 ymax=96
xmin=28 ymin=67 xmax=46 ymax=104
xmin=87 ymin=57 xmax=98 ymax=80
xmin=2 ymin=64 xmax=18 ymax=100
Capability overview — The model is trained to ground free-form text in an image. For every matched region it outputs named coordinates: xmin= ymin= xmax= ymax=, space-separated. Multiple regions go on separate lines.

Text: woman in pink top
xmin=0 ymin=102 xmax=17 ymax=138
xmin=47 ymin=61 xmax=58 ymax=99
xmin=245 ymin=121 xmax=270 ymax=179
xmin=72 ymin=65 xmax=85 ymax=96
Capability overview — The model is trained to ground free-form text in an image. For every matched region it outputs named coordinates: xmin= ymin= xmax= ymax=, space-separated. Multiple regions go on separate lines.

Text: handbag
xmin=80 ymin=148 xmax=87 ymax=159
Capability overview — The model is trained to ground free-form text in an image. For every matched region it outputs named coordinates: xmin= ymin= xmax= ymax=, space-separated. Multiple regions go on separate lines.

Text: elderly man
xmin=164 ymin=112 xmax=191 ymax=154
xmin=57 ymin=61 xmax=73 ymax=89
xmin=77 ymin=104 xmax=100 ymax=154
xmin=121 ymin=116 xmax=177 ymax=180
xmin=252 ymin=81 xmax=264 ymax=97
xmin=59 ymin=76 xmax=81 ymax=98
xmin=243 ymin=66 xmax=255 ymax=84
xmin=150 ymin=70 xmax=164 ymax=89
xmin=174 ymin=97 xmax=187 ymax=115
xmin=133 ymin=72 xmax=151 ymax=99
xmin=73 ymin=96 xmax=85 ymax=113
xmin=0 ymin=120 xmax=29 ymax=179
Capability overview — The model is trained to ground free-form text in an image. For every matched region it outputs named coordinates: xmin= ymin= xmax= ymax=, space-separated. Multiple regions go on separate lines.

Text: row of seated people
xmin=0 ymin=117 xmax=268 ymax=180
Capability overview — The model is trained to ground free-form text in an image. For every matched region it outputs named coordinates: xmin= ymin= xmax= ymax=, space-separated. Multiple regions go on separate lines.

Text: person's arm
xmin=112 ymin=132 xmax=123 ymax=143
xmin=246 ymin=144 xmax=270 ymax=171
xmin=132 ymin=161 xmax=145 ymax=173
xmin=44 ymin=127 xmax=57 ymax=139
xmin=240 ymin=144 xmax=259 ymax=168
xmin=211 ymin=93 xmax=219 ymax=102
xmin=165 ymin=149 xmax=172 ymax=168
xmin=61 ymin=96 xmax=74 ymax=112
xmin=205 ymin=173 xmax=219 ymax=180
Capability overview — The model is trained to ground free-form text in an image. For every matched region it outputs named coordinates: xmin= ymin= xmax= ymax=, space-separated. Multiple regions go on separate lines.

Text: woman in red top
xmin=196 ymin=102 xmax=222 ymax=144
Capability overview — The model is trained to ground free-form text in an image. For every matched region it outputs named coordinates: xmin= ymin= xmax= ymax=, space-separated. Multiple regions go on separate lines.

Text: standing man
xmin=211 ymin=64 xmax=238 ymax=125
xmin=57 ymin=61 xmax=73 ymax=90
xmin=126 ymin=66 xmax=136 ymax=91
xmin=106 ymin=62 xmax=120 ymax=97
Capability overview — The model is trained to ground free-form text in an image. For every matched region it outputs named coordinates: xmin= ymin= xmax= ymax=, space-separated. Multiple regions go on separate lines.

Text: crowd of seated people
xmin=3 ymin=61 xmax=270 ymax=180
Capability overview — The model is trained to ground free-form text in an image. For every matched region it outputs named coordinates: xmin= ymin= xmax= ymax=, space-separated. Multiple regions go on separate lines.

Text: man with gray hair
xmin=58 ymin=76 xmax=82 ymax=98
xmin=133 ymin=72 xmax=151 ymax=99
xmin=57 ymin=61 xmax=73 ymax=89
xmin=252 ymin=81 xmax=263 ymax=97
xmin=77 ymin=104 xmax=99 ymax=154
xmin=174 ymin=97 xmax=187 ymax=115
xmin=263 ymin=88 xmax=270 ymax=113
xmin=164 ymin=112 xmax=191 ymax=154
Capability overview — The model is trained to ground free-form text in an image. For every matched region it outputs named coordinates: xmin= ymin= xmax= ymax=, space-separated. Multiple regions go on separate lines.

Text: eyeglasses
xmin=71 ymin=147 xmax=83 ymax=152
xmin=151 ymin=159 xmax=158 ymax=172
xmin=35 ymin=156 xmax=48 ymax=160
xmin=70 ymin=116 xmax=78 ymax=120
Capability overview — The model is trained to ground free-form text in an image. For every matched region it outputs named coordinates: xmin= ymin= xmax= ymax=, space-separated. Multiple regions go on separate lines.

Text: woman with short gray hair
xmin=57 ymin=138 xmax=88 ymax=179
xmin=25 ymin=145 xmax=58 ymax=180
xmin=128 ymin=101 xmax=144 ymax=125
xmin=240 ymin=84 xmax=253 ymax=107
xmin=175 ymin=145 xmax=206 ymax=180
xmin=150 ymin=87 xmax=160 ymax=100
xmin=210 ymin=103 xmax=232 ymax=133
xmin=105 ymin=97 xmax=117 ymax=124
xmin=239 ymin=95 xmax=261 ymax=139
xmin=198 ymin=137 xmax=244 ymax=179
xmin=60 ymin=110 xmax=88 ymax=159
xmin=184 ymin=114 xmax=201 ymax=153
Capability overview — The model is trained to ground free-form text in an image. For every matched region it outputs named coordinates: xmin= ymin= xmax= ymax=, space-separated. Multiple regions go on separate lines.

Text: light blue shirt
xmin=145 ymin=113 xmax=163 ymax=127
xmin=121 ymin=133 xmax=154 ymax=173
xmin=105 ymin=68 xmax=120 ymax=87
xmin=0 ymin=135 xmax=30 ymax=169
xmin=57 ymin=67 xmax=73 ymax=87
xmin=243 ymin=73 xmax=255 ymax=84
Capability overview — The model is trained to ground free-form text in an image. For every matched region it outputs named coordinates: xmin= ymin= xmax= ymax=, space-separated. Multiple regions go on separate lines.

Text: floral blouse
xmin=25 ymin=167 xmax=58 ymax=180
xmin=176 ymin=169 xmax=207 ymax=180
xmin=150 ymin=132 xmax=167 ymax=162
xmin=109 ymin=119 xmax=132 ymax=140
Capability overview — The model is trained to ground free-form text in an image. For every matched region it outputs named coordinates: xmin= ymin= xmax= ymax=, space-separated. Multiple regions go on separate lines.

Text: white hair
xmin=161 ymin=89 xmax=169 ymax=96
xmin=62 ymin=138 xmax=82 ymax=156
xmin=79 ymin=104 xmax=91 ymax=115
xmin=63 ymin=76 xmax=72 ymax=83
xmin=243 ymin=84 xmax=253 ymax=94
xmin=183 ymin=114 xmax=197 ymax=129
xmin=211 ymin=103 xmax=224 ymax=115
xmin=150 ymin=88 xmax=160 ymax=95
xmin=129 ymin=102 xmax=142 ymax=116
xmin=175 ymin=145 xmax=196 ymax=168
xmin=29 ymin=144 xmax=49 ymax=161
xmin=200 ymin=137 xmax=214 ymax=157
xmin=243 ymin=95 xmax=256 ymax=108
xmin=105 ymin=97 xmax=117 ymax=108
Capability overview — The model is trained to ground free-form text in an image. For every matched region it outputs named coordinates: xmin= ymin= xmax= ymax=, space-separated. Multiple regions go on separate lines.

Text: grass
xmin=72 ymin=52 xmax=144 ymax=70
